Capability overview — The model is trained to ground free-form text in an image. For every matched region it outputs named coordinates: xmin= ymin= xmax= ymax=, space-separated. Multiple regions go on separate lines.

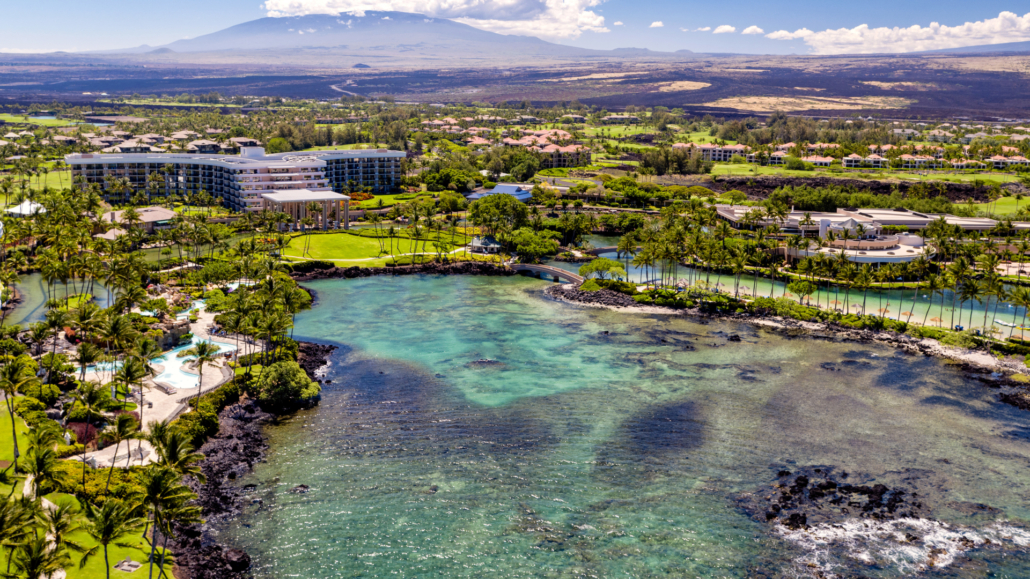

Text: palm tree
xmin=80 ymin=499 xmax=146 ymax=579
xmin=137 ymin=464 xmax=195 ymax=579
xmin=70 ymin=381 xmax=107 ymax=489
xmin=0 ymin=355 xmax=38 ymax=473
xmin=24 ymin=440 xmax=67 ymax=498
xmin=0 ymin=496 xmax=34 ymax=572
xmin=922 ymin=274 xmax=944 ymax=326
xmin=101 ymin=413 xmax=140 ymax=495
xmin=1006 ymin=286 xmax=1030 ymax=340
xmin=74 ymin=342 xmax=102 ymax=382
xmin=183 ymin=341 xmax=220 ymax=401
xmin=12 ymin=534 xmax=67 ymax=579
xmin=40 ymin=499 xmax=89 ymax=562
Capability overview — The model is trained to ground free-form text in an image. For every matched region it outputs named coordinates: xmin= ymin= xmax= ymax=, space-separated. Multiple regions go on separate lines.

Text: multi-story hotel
xmin=65 ymin=147 xmax=406 ymax=212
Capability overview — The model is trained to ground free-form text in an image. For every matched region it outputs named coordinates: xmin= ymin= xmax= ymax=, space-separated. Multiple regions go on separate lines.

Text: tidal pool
xmin=223 ymin=275 xmax=1030 ymax=578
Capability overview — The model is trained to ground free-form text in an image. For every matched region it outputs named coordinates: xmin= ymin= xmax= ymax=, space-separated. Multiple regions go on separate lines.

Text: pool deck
xmin=78 ymin=300 xmax=263 ymax=468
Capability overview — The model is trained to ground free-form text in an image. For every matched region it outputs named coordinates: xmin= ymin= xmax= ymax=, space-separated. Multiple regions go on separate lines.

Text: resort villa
xmin=466 ymin=184 xmax=534 ymax=202
xmin=65 ymin=147 xmax=405 ymax=212
xmin=714 ymin=206 xmax=1003 ymax=263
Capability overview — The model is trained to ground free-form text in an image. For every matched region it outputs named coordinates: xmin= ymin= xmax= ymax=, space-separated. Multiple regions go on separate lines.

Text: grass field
xmin=283 ymin=230 xmax=472 ymax=261
xmin=975 ymin=196 xmax=1029 ymax=216
xmin=0 ymin=408 xmax=29 ymax=497
xmin=709 ymin=163 xmax=1021 ymax=185
xmin=174 ymin=204 xmax=231 ymax=216
xmin=95 ymin=98 xmax=240 ymax=108
xmin=355 ymin=193 xmax=434 ymax=209
xmin=299 ymin=143 xmax=391 ymax=151
xmin=0 ymin=114 xmax=81 ymax=128
xmin=583 ymin=125 xmax=654 ymax=138
xmin=0 ymin=493 xmax=169 ymax=579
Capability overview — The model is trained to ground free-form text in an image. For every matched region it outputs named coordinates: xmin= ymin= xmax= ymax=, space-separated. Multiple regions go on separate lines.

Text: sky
xmin=2 ymin=0 xmax=1030 ymax=55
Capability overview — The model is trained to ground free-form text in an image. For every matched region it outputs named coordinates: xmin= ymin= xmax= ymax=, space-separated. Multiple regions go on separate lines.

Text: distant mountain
xmin=103 ymin=12 xmax=604 ymax=57
xmin=916 ymin=40 xmax=1030 ymax=54
xmin=88 ymin=12 xmax=697 ymax=65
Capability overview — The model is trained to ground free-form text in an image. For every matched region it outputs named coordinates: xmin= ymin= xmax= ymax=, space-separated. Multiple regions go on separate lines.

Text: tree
xmin=468 ymin=194 xmax=528 ymax=238
xmin=137 ymin=464 xmax=196 ymax=579
xmin=80 ymin=499 xmax=146 ymax=579
xmin=579 ymin=257 xmax=628 ymax=280
xmin=786 ymin=280 xmax=816 ymax=305
xmin=71 ymin=381 xmax=107 ymax=489
xmin=12 ymin=534 xmax=67 ymax=579
xmin=509 ymin=228 xmax=559 ymax=263
xmin=0 ymin=355 xmax=38 ymax=473
xmin=254 ymin=361 xmax=321 ymax=410
xmin=184 ymin=341 xmax=220 ymax=401
xmin=101 ymin=413 xmax=140 ymax=495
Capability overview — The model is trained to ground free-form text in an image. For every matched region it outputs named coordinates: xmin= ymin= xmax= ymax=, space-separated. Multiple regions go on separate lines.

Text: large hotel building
xmin=65 ymin=147 xmax=406 ymax=212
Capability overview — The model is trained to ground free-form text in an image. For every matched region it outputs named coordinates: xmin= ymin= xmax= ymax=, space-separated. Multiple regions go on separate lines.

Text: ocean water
xmin=222 ymin=275 xmax=1030 ymax=578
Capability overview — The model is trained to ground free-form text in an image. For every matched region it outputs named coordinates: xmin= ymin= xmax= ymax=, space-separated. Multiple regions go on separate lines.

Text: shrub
xmin=56 ymin=444 xmax=85 ymax=458
xmin=171 ymin=380 xmax=241 ymax=448
xmin=595 ymin=279 xmax=639 ymax=295
xmin=21 ymin=383 xmax=61 ymax=406
xmin=254 ymin=361 xmax=321 ymax=410
xmin=66 ymin=422 xmax=99 ymax=446
xmin=634 ymin=294 xmax=653 ymax=304
xmin=290 ymin=260 xmax=336 ymax=274
xmin=14 ymin=396 xmax=46 ymax=414
xmin=580 ymin=279 xmax=602 ymax=292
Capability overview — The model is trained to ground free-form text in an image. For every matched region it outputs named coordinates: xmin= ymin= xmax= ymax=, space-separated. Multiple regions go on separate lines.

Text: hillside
xmin=95 ymin=11 xmax=630 ymax=64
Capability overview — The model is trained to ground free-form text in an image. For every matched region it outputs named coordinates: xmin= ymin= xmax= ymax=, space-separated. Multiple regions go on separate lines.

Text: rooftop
xmin=261 ymin=190 xmax=351 ymax=203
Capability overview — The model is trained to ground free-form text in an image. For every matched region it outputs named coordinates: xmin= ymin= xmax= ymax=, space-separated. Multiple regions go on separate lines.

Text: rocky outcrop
xmin=297 ymin=342 xmax=337 ymax=381
xmin=291 ymin=261 xmax=515 ymax=282
xmin=172 ymin=340 xmax=337 ymax=579
xmin=172 ymin=400 xmax=270 ymax=579
xmin=738 ymin=467 xmax=928 ymax=530
xmin=545 ymin=284 xmax=639 ymax=308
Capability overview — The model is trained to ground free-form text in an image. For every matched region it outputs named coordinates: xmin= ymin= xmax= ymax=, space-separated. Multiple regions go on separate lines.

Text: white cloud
xmin=713 ymin=25 xmax=735 ymax=34
xmin=695 ymin=26 xmax=711 ymax=32
xmin=741 ymin=25 xmax=764 ymax=35
xmin=613 ymin=21 xmax=623 ymax=26
xmin=382 ymin=16 xmax=390 ymax=19
xmin=262 ymin=0 xmax=610 ymax=39
xmin=650 ymin=21 xmax=663 ymax=28
xmin=766 ymin=11 xmax=1030 ymax=54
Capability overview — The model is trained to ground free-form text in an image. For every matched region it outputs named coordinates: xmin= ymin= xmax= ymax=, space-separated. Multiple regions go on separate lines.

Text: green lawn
xmin=675 ymin=130 xmax=736 ymax=145
xmin=0 ymin=408 xmax=29 ymax=497
xmin=355 ymin=193 xmax=434 ymax=209
xmin=174 ymin=204 xmax=231 ymax=216
xmin=975 ymin=196 xmax=1029 ymax=216
xmin=583 ymin=125 xmax=655 ymax=138
xmin=95 ymin=98 xmax=239 ymax=109
xmin=0 ymin=114 xmax=81 ymax=128
xmin=0 ymin=493 xmax=170 ymax=579
xmin=299 ymin=143 xmax=391 ymax=151
xmin=284 ymin=230 xmax=471 ymax=261
xmin=709 ymin=163 xmax=1020 ymax=185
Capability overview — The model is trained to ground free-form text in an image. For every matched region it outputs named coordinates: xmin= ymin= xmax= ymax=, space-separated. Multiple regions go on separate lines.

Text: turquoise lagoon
xmin=223 ymin=274 xmax=1030 ymax=577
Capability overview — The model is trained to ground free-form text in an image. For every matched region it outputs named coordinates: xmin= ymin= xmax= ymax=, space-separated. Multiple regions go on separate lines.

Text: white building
xmin=66 ymin=147 xmax=405 ymax=212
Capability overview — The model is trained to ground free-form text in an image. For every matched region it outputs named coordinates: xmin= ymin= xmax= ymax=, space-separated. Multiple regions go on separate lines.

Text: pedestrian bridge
xmin=510 ymin=263 xmax=584 ymax=284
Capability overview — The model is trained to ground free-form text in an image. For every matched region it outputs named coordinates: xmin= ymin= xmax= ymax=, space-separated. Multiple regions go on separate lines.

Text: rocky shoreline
xmin=171 ymin=340 xmax=337 ymax=579
xmin=291 ymin=261 xmax=516 ymax=282
xmin=545 ymin=283 xmax=1030 ymax=409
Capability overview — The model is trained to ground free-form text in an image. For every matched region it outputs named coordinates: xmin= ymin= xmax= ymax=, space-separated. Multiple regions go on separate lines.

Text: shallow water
xmin=6 ymin=273 xmax=113 ymax=327
xmin=223 ymin=275 xmax=1030 ymax=577
xmin=546 ymin=250 xmax=1030 ymax=334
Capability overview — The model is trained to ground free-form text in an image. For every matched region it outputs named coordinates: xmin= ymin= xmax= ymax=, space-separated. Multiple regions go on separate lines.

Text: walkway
xmin=78 ymin=300 xmax=261 ymax=469
xmin=510 ymin=263 xmax=585 ymax=284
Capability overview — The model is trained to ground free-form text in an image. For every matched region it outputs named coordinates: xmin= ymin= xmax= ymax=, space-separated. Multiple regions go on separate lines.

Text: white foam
xmin=775 ymin=517 xmax=1029 ymax=576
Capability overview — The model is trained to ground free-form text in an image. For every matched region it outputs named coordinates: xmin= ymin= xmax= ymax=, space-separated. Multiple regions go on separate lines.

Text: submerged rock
xmin=292 ymin=261 xmax=515 ymax=282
